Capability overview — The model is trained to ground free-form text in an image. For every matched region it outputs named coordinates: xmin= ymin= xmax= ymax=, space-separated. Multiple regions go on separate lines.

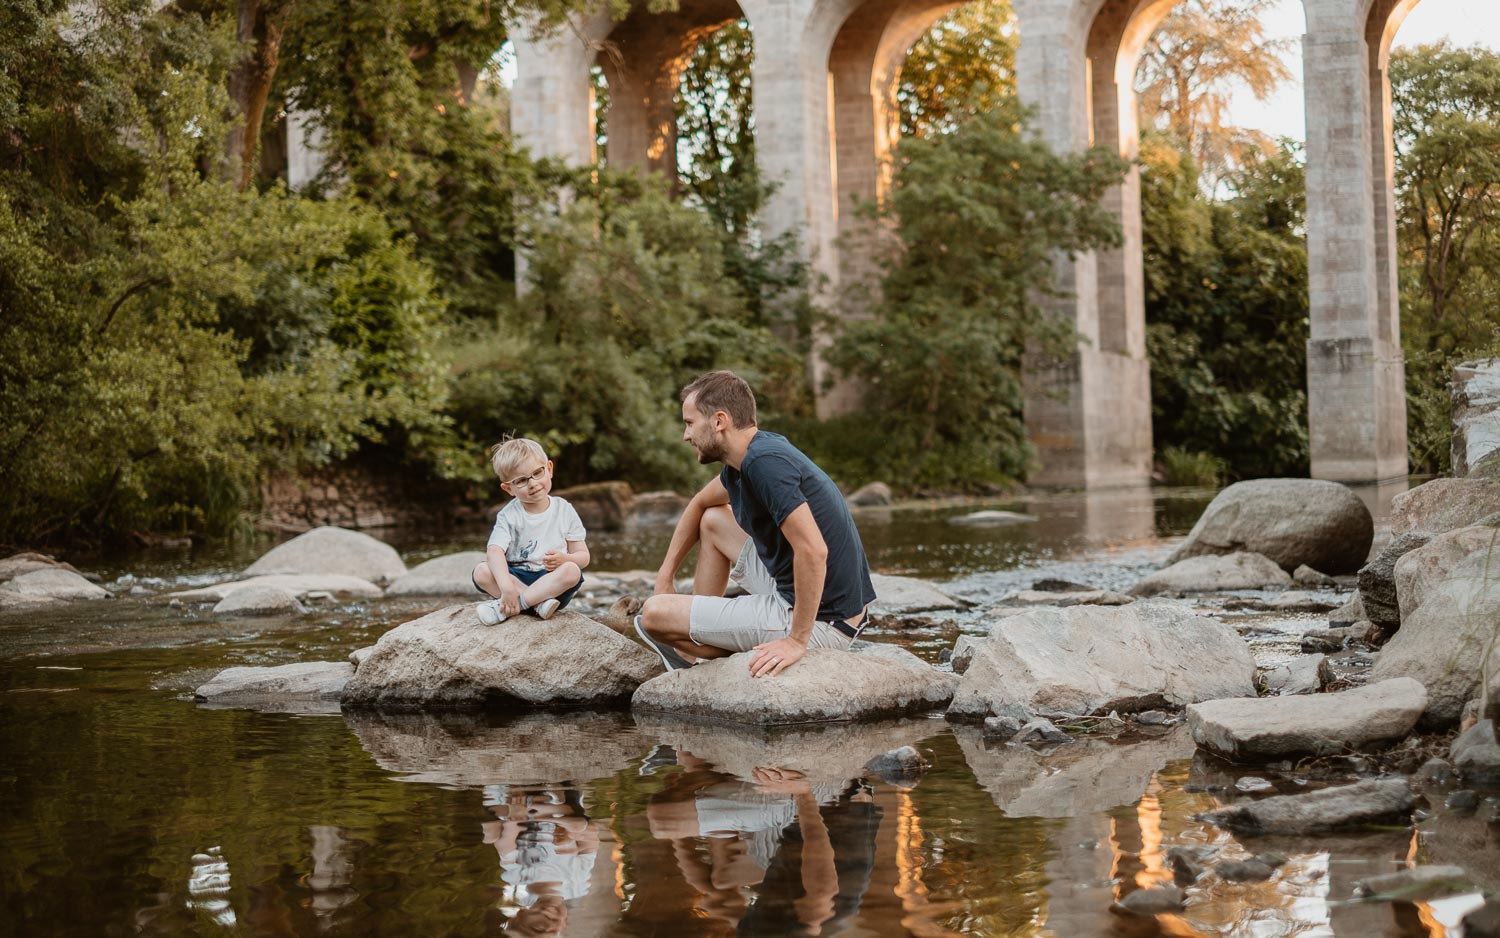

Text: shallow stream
xmin=2 ymin=485 xmax=1494 ymax=936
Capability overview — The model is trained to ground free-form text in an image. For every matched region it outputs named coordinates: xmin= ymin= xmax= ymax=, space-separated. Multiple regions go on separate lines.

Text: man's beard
xmin=694 ymin=437 xmax=725 ymax=464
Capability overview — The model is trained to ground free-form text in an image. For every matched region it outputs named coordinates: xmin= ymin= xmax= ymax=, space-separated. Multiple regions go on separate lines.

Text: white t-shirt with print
xmin=487 ymin=496 xmax=587 ymax=571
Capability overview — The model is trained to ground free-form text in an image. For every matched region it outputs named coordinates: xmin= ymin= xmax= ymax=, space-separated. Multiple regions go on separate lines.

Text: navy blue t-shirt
xmin=720 ymin=431 xmax=877 ymax=621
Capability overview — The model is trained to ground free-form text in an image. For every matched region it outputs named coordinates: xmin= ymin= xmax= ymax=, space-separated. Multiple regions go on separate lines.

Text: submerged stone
xmin=194 ymin=661 xmax=352 ymax=713
xmin=1195 ymin=777 xmax=1414 ymax=835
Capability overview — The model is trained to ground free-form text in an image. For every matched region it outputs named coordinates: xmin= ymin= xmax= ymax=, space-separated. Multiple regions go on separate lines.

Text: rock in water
xmin=947 ymin=603 xmax=1255 ymax=721
xmin=0 ymin=567 xmax=111 ymax=607
xmin=1195 ymin=777 xmax=1413 ymax=835
xmin=212 ymin=585 xmax=305 ymax=617
xmin=869 ymin=574 xmax=965 ymax=615
xmin=1370 ymin=551 xmax=1500 ymax=726
xmin=244 ymin=526 xmax=407 ymax=585
xmin=631 ymin=643 xmax=956 ymax=726
xmin=1391 ymin=478 xmax=1500 ymax=538
xmin=948 ymin=510 xmax=1037 ymax=526
xmin=1111 ymin=886 xmax=1185 ymax=916
xmin=1168 ymin=478 xmax=1373 ymax=574
xmin=169 ymin=574 xmax=383 ymax=603
xmin=1130 ymin=552 xmax=1292 ymax=595
xmin=1453 ymin=359 xmax=1500 ymax=477
xmin=1187 ymin=678 xmax=1427 ymax=760
xmin=1394 ymin=525 xmax=1498 ymax=621
xmin=194 ymin=661 xmax=353 ymax=712
xmin=1260 ymin=655 xmax=1332 ymax=696
xmin=1293 ymin=565 xmax=1338 ymax=588
xmin=342 ymin=606 xmax=660 ymax=709
xmin=864 ymin=745 xmax=929 ymax=787
xmin=846 ymin=481 xmax=893 ymax=506
xmin=1357 ymin=533 xmax=1431 ymax=629
xmin=1353 ymin=865 xmax=1476 ymax=902
xmin=385 ymin=552 xmax=488 ymax=597
xmin=1450 ymin=720 xmax=1500 ymax=785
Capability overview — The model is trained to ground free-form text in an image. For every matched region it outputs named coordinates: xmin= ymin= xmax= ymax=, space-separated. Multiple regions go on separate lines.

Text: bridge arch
xmin=512 ymin=0 xmax=1419 ymax=487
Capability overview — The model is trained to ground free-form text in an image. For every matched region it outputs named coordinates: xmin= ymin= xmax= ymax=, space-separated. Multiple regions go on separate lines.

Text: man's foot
xmin=476 ymin=601 xmax=509 ymax=626
xmin=633 ymin=615 xmax=694 ymax=671
xmin=534 ymin=598 xmax=561 ymax=620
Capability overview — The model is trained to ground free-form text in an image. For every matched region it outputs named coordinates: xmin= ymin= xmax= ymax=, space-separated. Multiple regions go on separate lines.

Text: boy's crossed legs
xmin=472 ymin=561 xmax=583 ymax=625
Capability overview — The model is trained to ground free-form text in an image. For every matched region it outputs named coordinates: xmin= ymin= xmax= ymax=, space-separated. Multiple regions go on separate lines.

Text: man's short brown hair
xmin=681 ymin=370 xmax=757 ymax=428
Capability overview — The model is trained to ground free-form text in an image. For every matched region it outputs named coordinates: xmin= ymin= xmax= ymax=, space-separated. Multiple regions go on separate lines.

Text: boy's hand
xmin=499 ymin=590 xmax=521 ymax=617
xmin=541 ymin=550 xmax=566 ymax=571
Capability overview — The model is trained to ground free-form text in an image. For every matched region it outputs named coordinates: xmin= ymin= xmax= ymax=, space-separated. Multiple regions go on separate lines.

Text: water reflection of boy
xmin=645 ymin=754 xmax=880 ymax=935
xmin=480 ymin=785 xmax=599 ymax=935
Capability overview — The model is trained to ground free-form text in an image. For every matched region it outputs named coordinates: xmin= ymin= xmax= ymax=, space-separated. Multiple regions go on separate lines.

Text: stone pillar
xmin=284 ymin=107 xmax=327 ymax=192
xmin=510 ymin=24 xmax=600 ymax=167
xmin=1302 ymin=2 xmax=1408 ymax=482
xmin=1012 ymin=0 xmax=1152 ymax=488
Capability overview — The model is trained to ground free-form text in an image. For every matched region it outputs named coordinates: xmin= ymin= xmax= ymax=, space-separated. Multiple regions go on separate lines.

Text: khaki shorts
xmin=688 ymin=540 xmax=859 ymax=653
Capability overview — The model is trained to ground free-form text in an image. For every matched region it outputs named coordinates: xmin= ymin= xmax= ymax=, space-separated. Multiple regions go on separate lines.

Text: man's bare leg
xmin=641 ymin=505 xmax=748 ymax=659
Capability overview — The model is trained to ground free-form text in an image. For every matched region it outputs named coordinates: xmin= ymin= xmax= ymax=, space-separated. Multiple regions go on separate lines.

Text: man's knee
xmin=640 ymin=594 xmax=685 ymax=636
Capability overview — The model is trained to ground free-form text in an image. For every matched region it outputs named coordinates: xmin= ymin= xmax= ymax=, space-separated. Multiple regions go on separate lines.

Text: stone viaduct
xmin=507 ymin=0 xmax=1418 ymax=487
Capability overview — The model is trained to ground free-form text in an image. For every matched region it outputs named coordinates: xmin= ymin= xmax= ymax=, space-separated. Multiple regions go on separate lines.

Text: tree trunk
xmin=226 ymin=0 xmax=289 ymax=191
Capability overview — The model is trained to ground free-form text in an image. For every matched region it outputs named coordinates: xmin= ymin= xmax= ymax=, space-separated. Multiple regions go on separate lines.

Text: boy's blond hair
xmin=490 ymin=437 xmax=549 ymax=481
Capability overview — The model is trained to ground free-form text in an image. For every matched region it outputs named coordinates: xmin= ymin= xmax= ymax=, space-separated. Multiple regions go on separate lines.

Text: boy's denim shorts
xmin=472 ymin=563 xmax=582 ymax=609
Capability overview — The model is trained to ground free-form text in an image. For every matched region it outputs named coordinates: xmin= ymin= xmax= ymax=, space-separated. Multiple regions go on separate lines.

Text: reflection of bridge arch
xmin=511 ymin=0 xmax=1423 ymax=487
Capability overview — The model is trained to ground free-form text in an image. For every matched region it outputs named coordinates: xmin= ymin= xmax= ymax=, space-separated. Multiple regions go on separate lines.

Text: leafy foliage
xmin=897 ymin=1 xmax=1017 ymax=139
xmin=446 ymin=171 xmax=805 ymax=489
xmin=1134 ymin=0 xmax=1292 ymax=192
xmin=824 ymin=101 xmax=1128 ymax=490
xmin=1141 ymin=134 xmax=1310 ymax=479
xmin=1392 ymin=43 xmax=1500 ymax=472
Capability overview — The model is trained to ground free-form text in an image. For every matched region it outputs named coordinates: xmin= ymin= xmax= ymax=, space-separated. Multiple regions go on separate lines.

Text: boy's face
xmin=501 ymin=457 xmax=553 ymax=505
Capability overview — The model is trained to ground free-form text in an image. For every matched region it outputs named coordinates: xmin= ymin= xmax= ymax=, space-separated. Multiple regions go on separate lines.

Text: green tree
xmin=824 ymin=100 xmax=1128 ymax=489
xmin=1141 ymin=134 xmax=1310 ymax=480
xmin=1391 ymin=43 xmax=1500 ymax=472
xmin=897 ymin=0 xmax=1017 ymax=139
xmin=1134 ymin=0 xmax=1292 ymax=191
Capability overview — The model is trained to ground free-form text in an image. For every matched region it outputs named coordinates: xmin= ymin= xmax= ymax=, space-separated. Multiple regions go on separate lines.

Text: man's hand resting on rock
xmin=749 ymin=636 xmax=806 ymax=678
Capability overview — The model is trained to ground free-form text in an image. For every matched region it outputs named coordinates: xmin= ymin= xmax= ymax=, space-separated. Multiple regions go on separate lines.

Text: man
xmin=635 ymin=371 xmax=876 ymax=678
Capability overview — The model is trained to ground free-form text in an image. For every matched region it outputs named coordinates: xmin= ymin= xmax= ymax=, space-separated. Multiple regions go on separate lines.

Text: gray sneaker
xmin=633 ymin=615 xmax=694 ymax=671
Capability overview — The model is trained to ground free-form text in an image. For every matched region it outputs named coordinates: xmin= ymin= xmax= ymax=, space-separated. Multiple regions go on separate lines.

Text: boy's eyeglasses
xmin=506 ymin=466 xmax=550 ymax=489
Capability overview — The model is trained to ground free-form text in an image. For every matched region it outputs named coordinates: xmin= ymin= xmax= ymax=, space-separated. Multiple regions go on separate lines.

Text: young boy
xmin=473 ymin=438 xmax=589 ymax=625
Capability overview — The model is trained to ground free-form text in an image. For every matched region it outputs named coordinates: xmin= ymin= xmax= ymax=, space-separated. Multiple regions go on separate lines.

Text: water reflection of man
xmin=646 ymin=751 xmax=880 ymax=935
xmin=480 ymin=785 xmax=600 ymax=936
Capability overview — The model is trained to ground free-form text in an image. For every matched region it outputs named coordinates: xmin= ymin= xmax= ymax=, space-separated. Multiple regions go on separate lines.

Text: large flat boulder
xmin=1370 ymin=551 xmax=1500 ymax=726
xmin=1187 ymin=678 xmax=1427 ymax=761
xmin=946 ymin=603 xmax=1256 ymax=722
xmin=194 ymin=661 xmax=352 ymax=713
xmin=1167 ymin=479 xmax=1373 ymax=574
xmin=955 ymin=725 xmax=1196 ymax=818
xmin=1130 ymin=552 xmax=1292 ymax=596
xmin=631 ymin=643 xmax=956 ymax=726
xmin=0 ymin=567 xmax=111 ymax=607
xmin=1195 ymin=777 xmax=1414 ymax=835
xmin=1453 ymin=358 xmax=1500 ymax=476
xmin=1357 ymin=533 xmax=1431 ymax=629
xmin=244 ymin=526 xmax=407 ymax=585
xmin=1395 ymin=525 xmax=1498 ymax=621
xmin=385 ymin=552 xmax=487 ymax=597
xmin=170 ymin=574 xmax=383 ymax=603
xmin=344 ymin=709 xmax=649 ymax=786
xmin=1391 ymin=478 xmax=1500 ymax=538
xmin=0 ymin=552 xmax=84 ymax=581
xmin=869 ymin=573 xmax=965 ymax=614
xmin=343 ymin=606 xmax=660 ymax=710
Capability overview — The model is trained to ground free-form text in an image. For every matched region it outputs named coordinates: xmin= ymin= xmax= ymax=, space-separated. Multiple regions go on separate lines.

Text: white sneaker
xmin=476 ymin=601 xmax=509 ymax=626
xmin=534 ymin=598 xmax=561 ymax=619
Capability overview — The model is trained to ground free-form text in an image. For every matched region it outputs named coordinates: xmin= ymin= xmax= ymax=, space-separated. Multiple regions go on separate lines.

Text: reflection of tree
xmin=642 ymin=750 xmax=880 ymax=935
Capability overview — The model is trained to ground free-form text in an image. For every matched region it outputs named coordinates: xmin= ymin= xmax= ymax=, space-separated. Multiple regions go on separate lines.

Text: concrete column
xmin=1302 ymin=5 xmax=1408 ymax=482
xmin=510 ymin=25 xmax=600 ymax=166
xmin=1012 ymin=0 xmax=1152 ymax=489
xmin=284 ymin=107 xmax=327 ymax=191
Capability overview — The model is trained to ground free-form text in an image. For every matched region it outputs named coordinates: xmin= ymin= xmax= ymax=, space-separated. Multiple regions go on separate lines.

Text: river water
xmin=1 ymin=485 xmax=1491 ymax=937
